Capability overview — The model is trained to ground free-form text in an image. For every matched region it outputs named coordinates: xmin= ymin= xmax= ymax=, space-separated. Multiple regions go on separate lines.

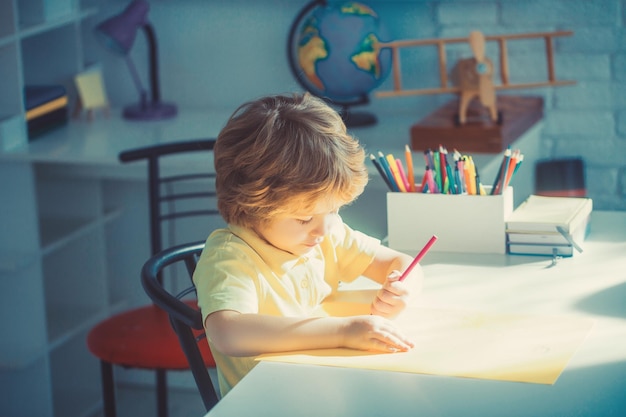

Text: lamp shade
xmin=95 ymin=0 xmax=150 ymax=55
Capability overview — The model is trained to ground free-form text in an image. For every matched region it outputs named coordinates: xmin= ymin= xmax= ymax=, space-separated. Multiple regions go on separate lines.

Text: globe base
xmin=340 ymin=109 xmax=377 ymax=128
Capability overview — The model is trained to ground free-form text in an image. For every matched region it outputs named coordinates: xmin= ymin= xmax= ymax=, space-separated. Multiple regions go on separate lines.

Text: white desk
xmin=0 ymin=109 xmax=543 ymax=416
xmin=205 ymin=211 xmax=626 ymax=417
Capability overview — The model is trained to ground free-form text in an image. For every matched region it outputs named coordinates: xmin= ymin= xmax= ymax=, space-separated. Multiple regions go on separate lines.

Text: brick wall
xmin=123 ymin=0 xmax=626 ymax=209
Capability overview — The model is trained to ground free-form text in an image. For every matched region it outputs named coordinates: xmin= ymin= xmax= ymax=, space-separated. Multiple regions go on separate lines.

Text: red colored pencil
xmin=399 ymin=235 xmax=438 ymax=281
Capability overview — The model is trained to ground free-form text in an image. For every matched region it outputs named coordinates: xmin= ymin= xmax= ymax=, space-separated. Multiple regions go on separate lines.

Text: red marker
xmin=398 ymin=235 xmax=438 ymax=281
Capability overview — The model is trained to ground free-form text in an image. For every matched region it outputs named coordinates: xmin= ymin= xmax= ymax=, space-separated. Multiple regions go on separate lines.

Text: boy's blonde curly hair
xmin=214 ymin=93 xmax=368 ymax=228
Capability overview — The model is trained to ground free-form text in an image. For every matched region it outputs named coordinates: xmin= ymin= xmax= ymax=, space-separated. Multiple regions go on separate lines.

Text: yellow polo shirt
xmin=193 ymin=215 xmax=380 ymax=396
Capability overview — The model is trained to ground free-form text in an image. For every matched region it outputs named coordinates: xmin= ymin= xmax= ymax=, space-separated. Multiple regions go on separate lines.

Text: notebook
xmin=506 ymin=195 xmax=592 ymax=234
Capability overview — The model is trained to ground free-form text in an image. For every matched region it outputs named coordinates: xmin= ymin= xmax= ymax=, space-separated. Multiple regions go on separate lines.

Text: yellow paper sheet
xmin=258 ymin=294 xmax=594 ymax=385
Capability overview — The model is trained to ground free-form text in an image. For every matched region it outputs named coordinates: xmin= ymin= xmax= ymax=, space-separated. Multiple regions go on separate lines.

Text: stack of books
xmin=24 ymin=85 xmax=69 ymax=140
xmin=506 ymin=195 xmax=593 ymax=256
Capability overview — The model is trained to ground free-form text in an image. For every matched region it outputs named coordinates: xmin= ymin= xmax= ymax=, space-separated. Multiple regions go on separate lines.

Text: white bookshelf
xmin=0 ymin=1 xmax=105 ymax=417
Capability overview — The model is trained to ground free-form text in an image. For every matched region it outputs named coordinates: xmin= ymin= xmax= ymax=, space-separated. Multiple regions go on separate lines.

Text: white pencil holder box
xmin=387 ymin=187 xmax=514 ymax=254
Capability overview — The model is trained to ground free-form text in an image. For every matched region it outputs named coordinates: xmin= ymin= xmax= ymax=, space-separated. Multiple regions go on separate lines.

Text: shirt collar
xmin=227 ymin=224 xmax=310 ymax=275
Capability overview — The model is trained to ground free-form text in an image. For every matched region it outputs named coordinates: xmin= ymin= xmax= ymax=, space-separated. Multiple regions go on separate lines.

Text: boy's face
xmin=254 ymin=198 xmax=341 ymax=256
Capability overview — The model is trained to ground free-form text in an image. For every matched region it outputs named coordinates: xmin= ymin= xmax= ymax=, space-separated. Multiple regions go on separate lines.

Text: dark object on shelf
xmin=535 ymin=157 xmax=586 ymax=197
xmin=410 ymin=95 xmax=543 ymax=154
xmin=24 ymin=85 xmax=69 ymax=140
xmin=27 ymin=107 xmax=68 ymax=139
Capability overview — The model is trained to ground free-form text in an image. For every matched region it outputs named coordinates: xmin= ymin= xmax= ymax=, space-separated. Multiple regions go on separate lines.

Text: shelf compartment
xmin=0 ymin=1 xmax=16 ymax=39
xmin=50 ymin=327 xmax=101 ymax=417
xmin=0 ymin=262 xmax=48 ymax=370
xmin=0 ymin=43 xmax=22 ymax=117
xmin=0 ymin=249 xmax=37 ymax=274
xmin=18 ymin=6 xmax=99 ymax=38
xmin=43 ymin=231 xmax=108 ymax=345
xmin=39 ymin=206 xmax=123 ymax=256
xmin=0 ymin=113 xmax=27 ymax=152
xmin=21 ymin=24 xmax=79 ymax=88
xmin=102 ymin=179 xmax=150 ymax=308
xmin=78 ymin=12 xmax=102 ymax=71
xmin=0 ymin=356 xmax=54 ymax=417
xmin=17 ymin=0 xmax=76 ymax=30
xmin=36 ymin=168 xmax=104 ymax=254
xmin=39 ymin=215 xmax=100 ymax=255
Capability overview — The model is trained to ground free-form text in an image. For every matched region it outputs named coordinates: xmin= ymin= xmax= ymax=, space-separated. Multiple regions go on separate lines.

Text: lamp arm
xmin=141 ymin=23 xmax=161 ymax=104
xmin=125 ymin=56 xmax=148 ymax=108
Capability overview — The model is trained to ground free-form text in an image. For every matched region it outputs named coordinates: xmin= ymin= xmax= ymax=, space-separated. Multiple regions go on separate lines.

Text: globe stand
xmin=287 ymin=1 xmax=388 ymax=131
xmin=340 ymin=105 xmax=377 ymax=128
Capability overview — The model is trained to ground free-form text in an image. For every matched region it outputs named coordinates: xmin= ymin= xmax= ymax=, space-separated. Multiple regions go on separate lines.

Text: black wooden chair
xmin=87 ymin=139 xmax=220 ymax=417
xmin=141 ymin=240 xmax=219 ymax=412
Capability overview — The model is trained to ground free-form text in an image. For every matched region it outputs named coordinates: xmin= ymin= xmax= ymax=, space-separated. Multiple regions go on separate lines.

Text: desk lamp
xmin=95 ymin=0 xmax=177 ymax=120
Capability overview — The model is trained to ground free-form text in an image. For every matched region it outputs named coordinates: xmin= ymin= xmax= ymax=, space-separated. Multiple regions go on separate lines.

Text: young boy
xmin=193 ymin=93 xmax=422 ymax=396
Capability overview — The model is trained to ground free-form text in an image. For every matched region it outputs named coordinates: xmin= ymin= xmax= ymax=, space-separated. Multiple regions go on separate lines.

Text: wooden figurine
xmin=451 ymin=31 xmax=498 ymax=125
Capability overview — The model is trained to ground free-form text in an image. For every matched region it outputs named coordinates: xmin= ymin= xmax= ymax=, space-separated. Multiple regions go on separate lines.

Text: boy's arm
xmin=204 ymin=310 xmax=414 ymax=357
xmin=362 ymin=245 xmax=423 ymax=318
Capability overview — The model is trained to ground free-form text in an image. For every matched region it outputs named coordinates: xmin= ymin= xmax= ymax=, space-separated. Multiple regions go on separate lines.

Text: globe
xmin=287 ymin=1 xmax=392 ymax=126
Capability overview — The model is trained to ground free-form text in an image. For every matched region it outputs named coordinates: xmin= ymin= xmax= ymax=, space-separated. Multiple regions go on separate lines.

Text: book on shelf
xmin=24 ymin=85 xmax=69 ymax=139
xmin=505 ymin=194 xmax=592 ymax=256
xmin=25 ymin=95 xmax=68 ymax=121
xmin=27 ymin=107 xmax=68 ymax=138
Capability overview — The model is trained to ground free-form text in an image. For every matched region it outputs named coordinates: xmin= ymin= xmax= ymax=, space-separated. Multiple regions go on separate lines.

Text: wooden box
xmin=410 ymin=95 xmax=543 ymax=154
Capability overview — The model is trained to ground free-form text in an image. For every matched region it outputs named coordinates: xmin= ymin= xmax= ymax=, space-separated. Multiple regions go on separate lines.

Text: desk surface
xmin=1 ymin=109 xmax=412 ymax=165
xmin=0 ymin=110 xmax=232 ymax=165
xmin=205 ymin=211 xmax=626 ymax=417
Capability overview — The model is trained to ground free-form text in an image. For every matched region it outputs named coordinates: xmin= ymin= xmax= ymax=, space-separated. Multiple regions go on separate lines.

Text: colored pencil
xmin=405 ymin=145 xmax=415 ymax=192
xmin=370 ymin=154 xmax=394 ymax=191
xmin=399 ymin=235 xmax=438 ymax=281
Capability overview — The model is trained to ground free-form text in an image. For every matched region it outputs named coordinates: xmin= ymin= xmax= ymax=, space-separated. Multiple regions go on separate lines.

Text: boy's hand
xmin=342 ymin=315 xmax=414 ymax=353
xmin=370 ymin=271 xmax=411 ymax=318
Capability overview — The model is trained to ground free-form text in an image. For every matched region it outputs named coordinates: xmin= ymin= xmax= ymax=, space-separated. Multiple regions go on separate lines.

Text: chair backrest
xmin=120 ymin=139 xmax=221 ymax=409
xmin=119 ymin=139 xmax=220 ymax=258
xmin=141 ymin=241 xmax=219 ymax=411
